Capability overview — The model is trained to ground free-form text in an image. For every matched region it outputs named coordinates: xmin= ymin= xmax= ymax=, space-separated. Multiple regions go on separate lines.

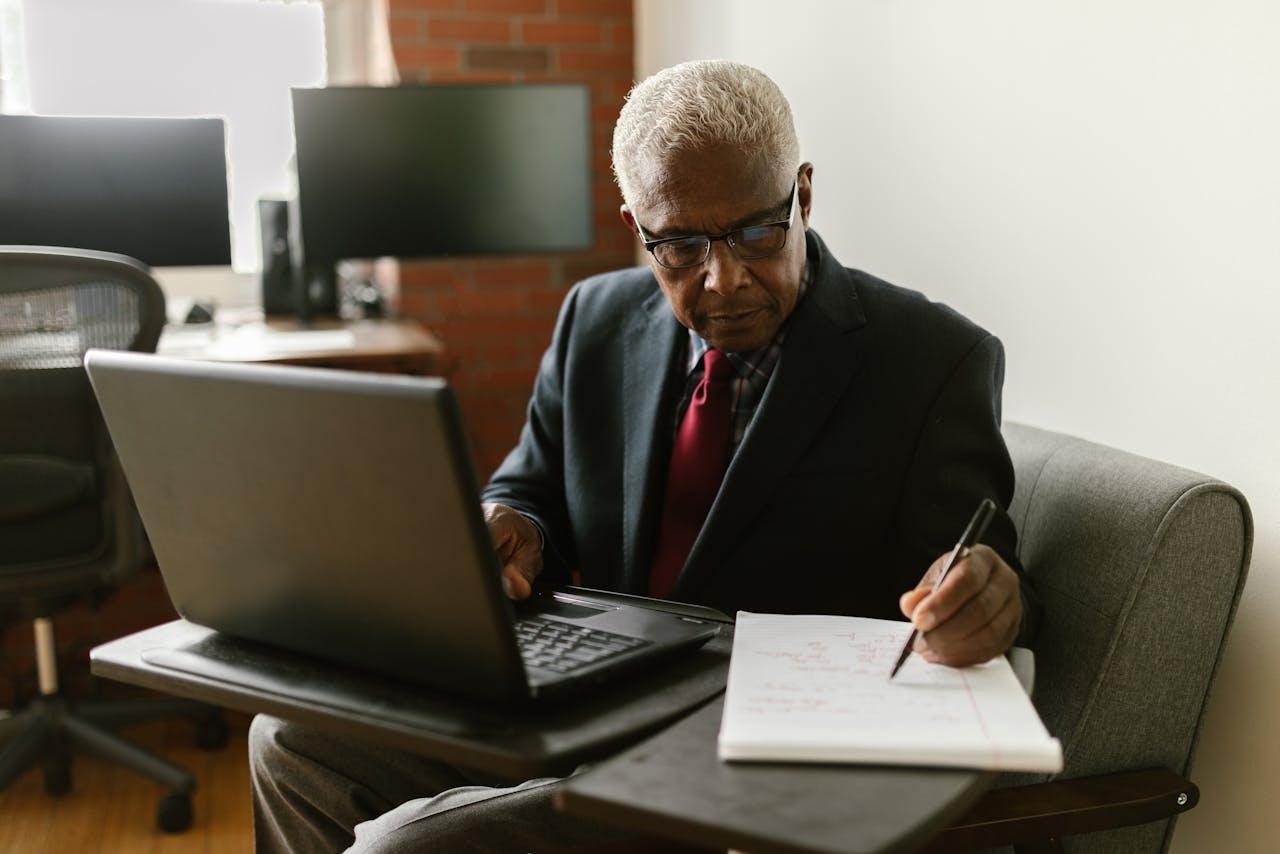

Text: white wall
xmin=637 ymin=2 xmax=1279 ymax=851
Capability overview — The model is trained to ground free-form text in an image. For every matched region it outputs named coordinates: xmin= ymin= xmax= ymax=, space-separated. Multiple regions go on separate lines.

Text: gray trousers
xmin=248 ymin=713 xmax=636 ymax=853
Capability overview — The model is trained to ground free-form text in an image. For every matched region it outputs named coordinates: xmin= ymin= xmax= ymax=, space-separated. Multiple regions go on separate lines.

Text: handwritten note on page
xmin=718 ymin=612 xmax=1062 ymax=773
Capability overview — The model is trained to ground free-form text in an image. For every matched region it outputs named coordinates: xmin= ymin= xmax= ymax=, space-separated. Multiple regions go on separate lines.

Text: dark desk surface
xmin=91 ymin=618 xmax=730 ymax=781
xmin=556 ymin=696 xmax=990 ymax=854
xmin=95 ymin=620 xmax=1026 ymax=853
xmin=556 ymin=648 xmax=1033 ymax=854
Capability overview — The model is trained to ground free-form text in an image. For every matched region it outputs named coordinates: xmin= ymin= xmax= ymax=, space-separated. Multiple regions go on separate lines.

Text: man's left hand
xmin=898 ymin=544 xmax=1022 ymax=667
xmin=482 ymin=502 xmax=543 ymax=600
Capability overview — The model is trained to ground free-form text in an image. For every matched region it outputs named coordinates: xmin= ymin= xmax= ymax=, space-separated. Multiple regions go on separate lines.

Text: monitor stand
xmin=293 ymin=262 xmax=338 ymax=324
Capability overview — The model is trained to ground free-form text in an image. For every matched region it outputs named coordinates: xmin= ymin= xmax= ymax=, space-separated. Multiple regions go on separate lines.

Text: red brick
xmin=396 ymin=292 xmax=433 ymax=316
xmin=456 ymin=289 xmax=528 ymax=315
xmin=475 ymin=366 xmax=540 ymax=389
xmin=529 ymin=288 xmax=571 ymax=312
xmin=473 ymin=262 xmax=553 ymax=288
xmin=595 ymin=206 xmax=625 ymax=231
xmin=392 ymin=0 xmax=458 ymax=10
xmin=427 ymin=17 xmax=511 ymax=42
xmin=465 ymin=0 xmax=546 ymax=13
xmin=559 ymin=48 xmax=633 ymax=74
xmin=467 ymin=46 xmax=549 ymax=72
xmin=591 ymin=100 xmax=620 ymax=125
xmin=565 ymin=258 xmax=626 ymax=282
xmin=388 ymin=14 xmax=422 ymax=42
xmin=473 ymin=341 xmax=525 ymax=367
xmin=459 ymin=393 xmax=511 ymax=420
xmin=400 ymin=263 xmax=464 ymax=287
xmin=594 ymin=179 xmax=625 ymax=206
xmin=523 ymin=21 xmax=603 ymax=45
xmin=558 ymin=0 xmax=630 ymax=18
xmin=444 ymin=316 xmax=556 ymax=341
xmin=395 ymin=44 xmax=463 ymax=71
xmin=607 ymin=76 xmax=636 ymax=100
xmin=610 ymin=22 xmax=634 ymax=50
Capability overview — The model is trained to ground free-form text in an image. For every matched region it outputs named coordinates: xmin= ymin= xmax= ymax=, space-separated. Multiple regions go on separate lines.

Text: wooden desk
xmin=158 ymin=316 xmax=447 ymax=376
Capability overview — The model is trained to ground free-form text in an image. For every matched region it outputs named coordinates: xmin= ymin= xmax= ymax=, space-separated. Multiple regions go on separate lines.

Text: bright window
xmin=2 ymin=0 xmax=326 ymax=271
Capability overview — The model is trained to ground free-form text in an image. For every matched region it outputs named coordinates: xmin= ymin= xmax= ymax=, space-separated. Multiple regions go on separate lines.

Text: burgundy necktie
xmin=648 ymin=348 xmax=734 ymax=599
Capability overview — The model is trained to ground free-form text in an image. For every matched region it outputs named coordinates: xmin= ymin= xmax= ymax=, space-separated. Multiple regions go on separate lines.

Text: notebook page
xmin=718 ymin=612 xmax=1062 ymax=772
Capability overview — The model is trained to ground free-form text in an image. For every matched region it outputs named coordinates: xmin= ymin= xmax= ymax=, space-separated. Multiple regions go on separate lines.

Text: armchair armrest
xmin=922 ymin=767 xmax=1199 ymax=853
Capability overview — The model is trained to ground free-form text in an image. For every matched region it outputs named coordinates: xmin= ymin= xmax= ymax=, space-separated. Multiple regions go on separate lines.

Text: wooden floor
xmin=0 ymin=708 xmax=254 ymax=854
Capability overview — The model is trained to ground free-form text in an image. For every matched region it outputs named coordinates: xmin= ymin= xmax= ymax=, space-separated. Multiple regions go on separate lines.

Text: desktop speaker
xmin=259 ymin=198 xmax=294 ymax=315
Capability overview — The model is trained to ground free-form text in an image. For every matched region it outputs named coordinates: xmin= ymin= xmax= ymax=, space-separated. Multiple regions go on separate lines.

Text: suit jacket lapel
xmin=620 ymin=285 xmax=684 ymax=592
xmin=672 ymin=234 xmax=869 ymax=598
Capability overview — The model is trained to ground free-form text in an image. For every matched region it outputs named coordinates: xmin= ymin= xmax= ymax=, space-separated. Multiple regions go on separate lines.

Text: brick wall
xmin=387 ymin=0 xmax=637 ymax=479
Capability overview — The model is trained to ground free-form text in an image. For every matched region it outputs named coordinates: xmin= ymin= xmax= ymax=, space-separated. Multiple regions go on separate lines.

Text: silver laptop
xmin=84 ymin=349 xmax=719 ymax=704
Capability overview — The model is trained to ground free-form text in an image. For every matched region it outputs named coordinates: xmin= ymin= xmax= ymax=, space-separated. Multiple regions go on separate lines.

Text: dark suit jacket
xmin=483 ymin=231 xmax=1037 ymax=636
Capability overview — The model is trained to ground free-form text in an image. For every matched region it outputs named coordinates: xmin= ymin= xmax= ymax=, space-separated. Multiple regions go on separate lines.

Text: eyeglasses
xmin=634 ymin=180 xmax=798 ymax=270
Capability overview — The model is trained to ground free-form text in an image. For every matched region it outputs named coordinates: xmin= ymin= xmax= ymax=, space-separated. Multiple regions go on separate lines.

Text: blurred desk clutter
xmin=158 ymin=306 xmax=446 ymax=376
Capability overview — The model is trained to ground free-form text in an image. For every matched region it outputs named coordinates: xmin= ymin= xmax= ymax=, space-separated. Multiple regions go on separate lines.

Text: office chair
xmin=921 ymin=421 xmax=1253 ymax=853
xmin=0 ymin=246 xmax=226 ymax=833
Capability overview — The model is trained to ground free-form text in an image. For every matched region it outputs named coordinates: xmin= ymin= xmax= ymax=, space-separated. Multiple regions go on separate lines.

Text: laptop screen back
xmin=85 ymin=351 xmax=531 ymax=700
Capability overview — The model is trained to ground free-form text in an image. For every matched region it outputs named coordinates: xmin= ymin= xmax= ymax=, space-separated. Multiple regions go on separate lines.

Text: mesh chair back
xmin=0 ymin=246 xmax=164 ymax=367
xmin=0 ymin=247 xmax=166 ymax=592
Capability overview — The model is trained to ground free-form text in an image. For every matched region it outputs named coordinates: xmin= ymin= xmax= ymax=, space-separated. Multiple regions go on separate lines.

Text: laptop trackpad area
xmin=530 ymin=596 xmax=609 ymax=620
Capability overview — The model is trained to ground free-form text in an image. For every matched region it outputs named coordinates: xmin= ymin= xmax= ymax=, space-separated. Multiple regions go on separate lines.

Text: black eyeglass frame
xmin=633 ymin=179 xmax=799 ymax=270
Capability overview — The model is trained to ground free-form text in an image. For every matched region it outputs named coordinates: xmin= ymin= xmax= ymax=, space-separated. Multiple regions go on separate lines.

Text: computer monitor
xmin=290 ymin=83 xmax=593 ymax=269
xmin=0 ymin=115 xmax=231 ymax=268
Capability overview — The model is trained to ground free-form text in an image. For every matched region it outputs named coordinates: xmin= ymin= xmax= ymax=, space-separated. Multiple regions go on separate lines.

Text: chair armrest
xmin=922 ymin=767 xmax=1199 ymax=852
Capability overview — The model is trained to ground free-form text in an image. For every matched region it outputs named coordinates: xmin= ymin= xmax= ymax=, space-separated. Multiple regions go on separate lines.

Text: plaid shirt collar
xmin=680 ymin=257 xmax=814 ymax=448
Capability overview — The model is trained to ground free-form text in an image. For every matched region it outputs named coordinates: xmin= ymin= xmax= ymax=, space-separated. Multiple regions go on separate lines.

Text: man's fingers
xmin=924 ymin=561 xmax=1011 ymax=638
xmin=502 ymin=563 xmax=535 ymax=599
xmin=483 ymin=502 xmax=544 ymax=600
xmin=900 ymin=551 xmax=950 ymax=621
xmin=908 ymin=546 xmax=998 ymax=629
xmin=901 ymin=544 xmax=1023 ymax=667
xmin=919 ymin=583 xmax=1020 ymax=667
xmin=899 ymin=587 xmax=929 ymax=620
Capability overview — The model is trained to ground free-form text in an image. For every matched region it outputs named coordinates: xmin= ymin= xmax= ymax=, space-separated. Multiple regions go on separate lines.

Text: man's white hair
xmin=611 ymin=59 xmax=800 ymax=209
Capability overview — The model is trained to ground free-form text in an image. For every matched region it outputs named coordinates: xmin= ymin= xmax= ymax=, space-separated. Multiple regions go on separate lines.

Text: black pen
xmin=888 ymin=498 xmax=997 ymax=680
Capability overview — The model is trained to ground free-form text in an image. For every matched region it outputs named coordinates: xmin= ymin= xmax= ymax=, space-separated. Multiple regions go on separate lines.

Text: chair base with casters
xmin=0 ymin=615 xmax=228 ymax=833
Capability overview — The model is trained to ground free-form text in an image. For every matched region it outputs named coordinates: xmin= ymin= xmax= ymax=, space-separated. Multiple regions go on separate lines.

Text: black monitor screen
xmin=291 ymin=84 xmax=592 ymax=263
xmin=0 ymin=114 xmax=231 ymax=267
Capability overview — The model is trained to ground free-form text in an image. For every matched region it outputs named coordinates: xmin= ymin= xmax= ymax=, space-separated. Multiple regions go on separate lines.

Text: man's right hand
xmin=482 ymin=502 xmax=544 ymax=600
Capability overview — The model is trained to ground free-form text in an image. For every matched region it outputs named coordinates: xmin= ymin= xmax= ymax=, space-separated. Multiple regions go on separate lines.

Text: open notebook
xmin=718 ymin=612 xmax=1062 ymax=773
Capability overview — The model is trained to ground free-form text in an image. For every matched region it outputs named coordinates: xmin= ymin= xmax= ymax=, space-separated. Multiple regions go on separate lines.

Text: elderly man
xmin=249 ymin=59 xmax=1036 ymax=853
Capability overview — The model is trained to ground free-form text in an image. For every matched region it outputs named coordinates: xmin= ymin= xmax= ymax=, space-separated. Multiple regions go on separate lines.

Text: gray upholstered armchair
xmin=930 ymin=422 xmax=1253 ymax=853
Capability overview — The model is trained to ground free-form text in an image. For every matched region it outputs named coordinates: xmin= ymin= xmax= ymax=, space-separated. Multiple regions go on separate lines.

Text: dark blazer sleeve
xmin=480 ymin=281 xmax=579 ymax=587
xmin=891 ymin=331 xmax=1041 ymax=646
xmin=480 ymin=267 xmax=671 ymax=590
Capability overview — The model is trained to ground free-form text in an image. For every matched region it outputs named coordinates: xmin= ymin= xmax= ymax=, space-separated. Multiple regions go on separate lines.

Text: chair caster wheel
xmin=195 ymin=714 xmax=229 ymax=750
xmin=43 ymin=763 xmax=71 ymax=796
xmin=157 ymin=792 xmax=193 ymax=833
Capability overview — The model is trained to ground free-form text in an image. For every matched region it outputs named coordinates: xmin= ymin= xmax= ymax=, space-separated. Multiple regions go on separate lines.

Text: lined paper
xmin=718 ymin=612 xmax=1062 ymax=772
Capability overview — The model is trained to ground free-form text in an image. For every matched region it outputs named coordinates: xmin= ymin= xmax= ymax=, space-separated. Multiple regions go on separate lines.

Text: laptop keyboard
xmin=515 ymin=616 xmax=651 ymax=674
